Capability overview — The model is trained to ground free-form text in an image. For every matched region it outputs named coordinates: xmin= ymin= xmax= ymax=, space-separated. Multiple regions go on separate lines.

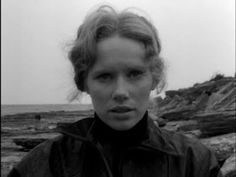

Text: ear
xmin=83 ymin=77 xmax=90 ymax=94
xmin=151 ymin=79 xmax=158 ymax=91
xmin=83 ymin=84 xmax=89 ymax=94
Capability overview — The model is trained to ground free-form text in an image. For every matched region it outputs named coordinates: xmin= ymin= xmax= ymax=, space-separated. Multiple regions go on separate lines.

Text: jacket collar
xmin=140 ymin=118 xmax=183 ymax=156
xmin=56 ymin=112 xmax=182 ymax=156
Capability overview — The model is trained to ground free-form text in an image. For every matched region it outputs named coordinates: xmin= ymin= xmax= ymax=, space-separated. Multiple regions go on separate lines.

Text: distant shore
xmin=1 ymin=103 xmax=93 ymax=116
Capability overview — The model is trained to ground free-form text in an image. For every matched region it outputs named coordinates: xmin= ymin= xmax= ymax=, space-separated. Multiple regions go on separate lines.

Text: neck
xmin=92 ymin=112 xmax=149 ymax=146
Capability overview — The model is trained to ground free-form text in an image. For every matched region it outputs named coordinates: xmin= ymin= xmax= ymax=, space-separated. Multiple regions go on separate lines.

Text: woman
xmin=8 ymin=5 xmax=222 ymax=177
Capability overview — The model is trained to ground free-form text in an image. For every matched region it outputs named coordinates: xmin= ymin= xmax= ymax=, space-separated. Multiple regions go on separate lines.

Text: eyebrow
xmin=126 ymin=65 xmax=147 ymax=70
xmin=92 ymin=65 xmax=147 ymax=75
xmin=91 ymin=60 xmax=149 ymax=74
xmin=91 ymin=69 xmax=113 ymax=77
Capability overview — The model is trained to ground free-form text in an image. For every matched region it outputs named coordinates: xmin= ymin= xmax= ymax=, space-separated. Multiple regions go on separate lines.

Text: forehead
xmin=97 ymin=35 xmax=145 ymax=57
xmin=94 ymin=35 xmax=148 ymax=69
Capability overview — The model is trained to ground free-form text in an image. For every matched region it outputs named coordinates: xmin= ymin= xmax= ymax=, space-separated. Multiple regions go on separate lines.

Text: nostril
xmin=112 ymin=91 xmax=129 ymax=102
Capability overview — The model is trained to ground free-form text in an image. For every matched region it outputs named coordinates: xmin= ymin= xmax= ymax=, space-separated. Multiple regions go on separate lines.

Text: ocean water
xmin=1 ymin=104 xmax=93 ymax=116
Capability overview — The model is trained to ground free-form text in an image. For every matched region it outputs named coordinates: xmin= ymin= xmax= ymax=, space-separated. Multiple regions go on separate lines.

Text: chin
xmin=109 ymin=119 xmax=137 ymax=131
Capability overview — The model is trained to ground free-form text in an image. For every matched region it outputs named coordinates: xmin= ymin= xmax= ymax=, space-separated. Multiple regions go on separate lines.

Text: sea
xmin=1 ymin=104 xmax=93 ymax=116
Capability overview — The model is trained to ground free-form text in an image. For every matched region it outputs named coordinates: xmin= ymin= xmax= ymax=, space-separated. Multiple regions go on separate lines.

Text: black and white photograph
xmin=1 ymin=0 xmax=235 ymax=177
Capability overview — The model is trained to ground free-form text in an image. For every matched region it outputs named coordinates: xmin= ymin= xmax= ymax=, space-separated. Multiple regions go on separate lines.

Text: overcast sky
xmin=2 ymin=0 xmax=235 ymax=104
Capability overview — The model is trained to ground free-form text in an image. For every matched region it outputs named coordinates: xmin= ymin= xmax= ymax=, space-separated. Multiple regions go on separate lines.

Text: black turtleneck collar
xmin=92 ymin=112 xmax=149 ymax=146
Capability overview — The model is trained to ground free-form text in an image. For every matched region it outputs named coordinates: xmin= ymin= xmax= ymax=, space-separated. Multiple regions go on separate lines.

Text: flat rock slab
xmin=221 ymin=152 xmax=236 ymax=177
xmin=201 ymin=133 xmax=236 ymax=162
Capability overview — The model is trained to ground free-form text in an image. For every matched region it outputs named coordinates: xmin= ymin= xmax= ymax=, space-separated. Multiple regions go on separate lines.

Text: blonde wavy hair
xmin=68 ymin=5 xmax=165 ymax=94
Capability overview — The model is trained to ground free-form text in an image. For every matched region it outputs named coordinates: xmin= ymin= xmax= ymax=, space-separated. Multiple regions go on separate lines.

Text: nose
xmin=112 ymin=76 xmax=129 ymax=103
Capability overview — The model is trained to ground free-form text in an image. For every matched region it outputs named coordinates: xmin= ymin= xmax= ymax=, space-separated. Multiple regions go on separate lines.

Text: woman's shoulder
xmin=16 ymin=117 xmax=95 ymax=164
xmin=149 ymin=125 xmax=222 ymax=176
xmin=8 ymin=135 xmax=63 ymax=177
xmin=148 ymin=119 xmax=216 ymax=160
xmin=8 ymin=117 xmax=94 ymax=177
xmin=148 ymin=119 xmax=207 ymax=155
xmin=158 ymin=127 xmax=211 ymax=156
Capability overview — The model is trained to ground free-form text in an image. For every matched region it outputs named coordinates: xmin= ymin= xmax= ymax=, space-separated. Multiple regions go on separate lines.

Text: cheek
xmin=135 ymin=77 xmax=153 ymax=96
xmin=132 ymin=81 xmax=153 ymax=109
xmin=89 ymin=87 xmax=110 ymax=107
xmin=136 ymin=85 xmax=152 ymax=100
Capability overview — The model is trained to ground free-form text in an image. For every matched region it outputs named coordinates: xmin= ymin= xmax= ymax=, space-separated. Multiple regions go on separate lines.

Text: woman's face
xmin=86 ymin=35 xmax=156 ymax=131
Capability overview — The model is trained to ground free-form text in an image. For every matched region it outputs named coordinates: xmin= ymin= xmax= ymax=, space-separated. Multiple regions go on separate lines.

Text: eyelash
xmin=96 ymin=73 xmax=112 ymax=81
xmin=128 ymin=70 xmax=144 ymax=78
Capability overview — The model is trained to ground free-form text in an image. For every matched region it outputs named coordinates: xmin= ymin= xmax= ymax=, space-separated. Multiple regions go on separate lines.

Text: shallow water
xmin=1 ymin=104 xmax=93 ymax=116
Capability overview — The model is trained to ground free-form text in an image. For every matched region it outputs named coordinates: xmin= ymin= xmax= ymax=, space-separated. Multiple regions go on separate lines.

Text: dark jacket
xmin=8 ymin=114 xmax=222 ymax=177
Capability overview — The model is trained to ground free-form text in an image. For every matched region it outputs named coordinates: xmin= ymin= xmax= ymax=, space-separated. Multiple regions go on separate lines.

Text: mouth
xmin=109 ymin=106 xmax=134 ymax=113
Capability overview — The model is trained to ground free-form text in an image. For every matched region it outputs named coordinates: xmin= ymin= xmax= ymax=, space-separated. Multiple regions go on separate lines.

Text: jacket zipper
xmin=118 ymin=152 xmax=123 ymax=177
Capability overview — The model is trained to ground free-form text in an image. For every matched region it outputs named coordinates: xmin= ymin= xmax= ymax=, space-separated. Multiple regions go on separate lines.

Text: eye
xmin=128 ymin=70 xmax=144 ymax=79
xmin=96 ymin=73 xmax=112 ymax=82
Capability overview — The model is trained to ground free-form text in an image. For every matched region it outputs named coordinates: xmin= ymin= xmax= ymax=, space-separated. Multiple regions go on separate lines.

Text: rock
xmin=200 ymin=133 xmax=236 ymax=163
xmin=153 ymin=76 xmax=236 ymax=139
xmin=183 ymin=130 xmax=202 ymax=139
xmin=154 ymin=77 xmax=235 ymax=123
xmin=221 ymin=152 xmax=236 ymax=177
xmin=162 ymin=121 xmax=180 ymax=132
xmin=48 ymin=125 xmax=57 ymax=129
xmin=155 ymin=117 xmax=167 ymax=127
xmin=196 ymin=112 xmax=236 ymax=138
xmin=34 ymin=114 xmax=41 ymax=120
xmin=161 ymin=120 xmax=202 ymax=138
xmin=13 ymin=138 xmax=48 ymax=150
xmin=160 ymin=112 xmax=235 ymax=138
xmin=162 ymin=120 xmax=198 ymax=132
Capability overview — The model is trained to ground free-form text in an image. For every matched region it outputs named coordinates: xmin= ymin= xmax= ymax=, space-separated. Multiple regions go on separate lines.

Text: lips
xmin=109 ymin=106 xmax=134 ymax=113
